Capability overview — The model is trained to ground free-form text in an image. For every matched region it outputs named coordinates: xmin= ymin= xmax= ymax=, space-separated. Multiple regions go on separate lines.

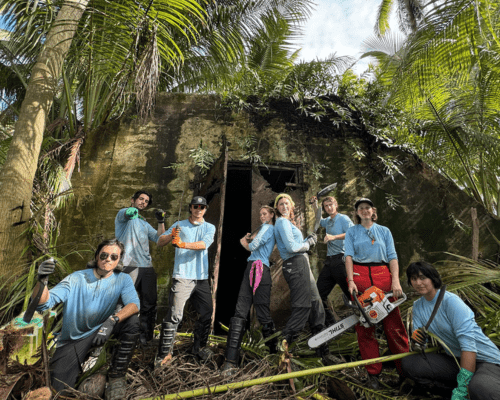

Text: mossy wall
xmin=58 ymin=93 xmax=500 ymax=318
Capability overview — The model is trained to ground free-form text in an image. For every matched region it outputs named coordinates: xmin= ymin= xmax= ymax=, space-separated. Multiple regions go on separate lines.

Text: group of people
xmin=31 ymin=190 xmax=500 ymax=400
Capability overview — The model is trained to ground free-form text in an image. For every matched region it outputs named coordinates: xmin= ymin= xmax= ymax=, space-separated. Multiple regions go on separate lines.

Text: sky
xmin=294 ymin=0 xmax=394 ymax=74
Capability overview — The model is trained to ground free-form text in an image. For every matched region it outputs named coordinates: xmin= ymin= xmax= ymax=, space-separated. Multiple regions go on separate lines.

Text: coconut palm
xmin=375 ymin=0 xmax=426 ymax=36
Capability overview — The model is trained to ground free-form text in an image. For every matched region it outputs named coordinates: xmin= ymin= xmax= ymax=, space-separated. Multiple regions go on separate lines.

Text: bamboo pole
xmin=471 ymin=207 xmax=479 ymax=261
xmin=140 ymin=348 xmax=438 ymax=400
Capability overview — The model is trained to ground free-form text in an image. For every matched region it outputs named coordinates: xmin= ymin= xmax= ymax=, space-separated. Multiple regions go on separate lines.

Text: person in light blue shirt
xmin=403 ymin=261 xmax=500 ymax=400
xmin=311 ymin=195 xmax=354 ymax=326
xmin=155 ymin=196 xmax=216 ymax=367
xmin=221 ymin=205 xmax=277 ymax=375
xmin=34 ymin=239 xmax=140 ymax=398
xmin=345 ymin=198 xmax=408 ymax=389
xmin=115 ymin=190 xmax=165 ymax=345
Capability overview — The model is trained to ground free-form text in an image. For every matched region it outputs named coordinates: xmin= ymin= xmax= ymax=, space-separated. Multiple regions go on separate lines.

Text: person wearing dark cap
xmin=155 ymin=196 xmax=216 ymax=367
xmin=344 ymin=198 xmax=409 ymax=389
xmin=115 ymin=190 xmax=165 ymax=345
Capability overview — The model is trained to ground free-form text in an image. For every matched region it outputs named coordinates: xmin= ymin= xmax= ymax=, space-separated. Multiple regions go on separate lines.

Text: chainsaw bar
xmin=308 ymin=314 xmax=359 ymax=348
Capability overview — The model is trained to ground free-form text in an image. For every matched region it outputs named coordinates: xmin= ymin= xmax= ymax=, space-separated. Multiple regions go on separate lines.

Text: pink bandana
xmin=249 ymin=260 xmax=264 ymax=294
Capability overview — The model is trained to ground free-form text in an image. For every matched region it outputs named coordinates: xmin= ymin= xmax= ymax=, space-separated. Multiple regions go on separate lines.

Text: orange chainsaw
xmin=308 ymin=286 xmax=407 ymax=348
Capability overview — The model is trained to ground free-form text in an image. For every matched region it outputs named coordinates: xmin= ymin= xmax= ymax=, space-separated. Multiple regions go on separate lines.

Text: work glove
xmin=171 ymin=227 xmax=181 ymax=238
xmin=451 ymin=368 xmax=474 ymax=400
xmin=172 ymin=236 xmax=186 ymax=249
xmin=306 ymin=233 xmax=317 ymax=248
xmin=155 ymin=209 xmax=165 ymax=224
xmin=37 ymin=259 xmax=56 ymax=281
xmin=411 ymin=328 xmax=429 ymax=352
xmin=92 ymin=316 xmax=117 ymax=346
xmin=125 ymin=207 xmax=139 ymax=220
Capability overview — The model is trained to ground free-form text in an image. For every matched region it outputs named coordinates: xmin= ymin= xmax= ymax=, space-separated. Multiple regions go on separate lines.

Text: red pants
xmin=352 ymin=263 xmax=409 ymax=376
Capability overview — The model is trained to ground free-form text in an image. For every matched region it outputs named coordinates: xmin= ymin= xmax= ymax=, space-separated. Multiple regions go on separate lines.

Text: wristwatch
xmin=110 ymin=315 xmax=120 ymax=324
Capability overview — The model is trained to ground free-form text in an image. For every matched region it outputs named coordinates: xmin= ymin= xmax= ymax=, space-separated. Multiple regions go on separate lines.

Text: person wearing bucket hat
xmin=220 ymin=205 xmax=277 ymax=376
xmin=344 ymin=197 xmax=409 ymax=389
xmin=155 ymin=195 xmax=216 ymax=367
xmin=273 ymin=193 xmax=341 ymax=365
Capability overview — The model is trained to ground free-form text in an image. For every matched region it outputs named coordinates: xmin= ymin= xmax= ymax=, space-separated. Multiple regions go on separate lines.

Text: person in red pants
xmin=344 ymin=198 xmax=409 ymax=389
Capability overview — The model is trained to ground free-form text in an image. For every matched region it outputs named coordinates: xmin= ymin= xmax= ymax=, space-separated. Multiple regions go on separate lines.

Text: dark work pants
xmin=281 ymin=254 xmax=312 ymax=340
xmin=50 ymin=314 xmax=140 ymax=393
xmin=234 ymin=261 xmax=273 ymax=325
xmin=401 ymin=353 xmax=500 ymax=400
xmin=123 ymin=266 xmax=157 ymax=340
xmin=316 ymin=254 xmax=350 ymax=326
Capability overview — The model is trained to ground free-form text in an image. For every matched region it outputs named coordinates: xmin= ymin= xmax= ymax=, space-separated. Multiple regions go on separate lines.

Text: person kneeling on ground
xmin=403 ymin=261 xmax=500 ymax=400
xmin=34 ymin=239 xmax=140 ymax=400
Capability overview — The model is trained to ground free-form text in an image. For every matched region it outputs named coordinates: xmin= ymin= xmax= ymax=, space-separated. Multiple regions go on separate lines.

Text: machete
xmin=23 ymin=259 xmax=55 ymax=323
xmin=173 ymin=189 xmax=185 ymax=237
xmin=311 ymin=183 xmax=338 ymax=233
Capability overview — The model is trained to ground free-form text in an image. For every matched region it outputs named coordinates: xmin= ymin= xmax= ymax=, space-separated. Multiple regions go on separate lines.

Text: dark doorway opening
xmin=214 ymin=165 xmax=298 ymax=333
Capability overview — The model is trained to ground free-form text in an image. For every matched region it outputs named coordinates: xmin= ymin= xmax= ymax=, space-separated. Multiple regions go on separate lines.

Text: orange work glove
xmin=411 ymin=328 xmax=429 ymax=351
xmin=172 ymin=236 xmax=186 ymax=248
xmin=171 ymin=227 xmax=181 ymax=238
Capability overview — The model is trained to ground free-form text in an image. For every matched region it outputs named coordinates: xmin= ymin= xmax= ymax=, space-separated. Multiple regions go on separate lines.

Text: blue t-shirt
xmin=344 ymin=223 xmax=397 ymax=264
xmin=247 ymin=224 xmax=275 ymax=267
xmin=162 ymin=219 xmax=216 ymax=280
xmin=320 ymin=213 xmax=354 ymax=256
xmin=115 ymin=208 xmax=160 ymax=268
xmin=37 ymin=269 xmax=139 ymax=347
xmin=274 ymin=217 xmax=308 ymax=261
xmin=413 ymin=289 xmax=500 ymax=364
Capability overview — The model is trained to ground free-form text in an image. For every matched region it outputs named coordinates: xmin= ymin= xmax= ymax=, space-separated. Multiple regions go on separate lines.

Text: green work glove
xmin=125 ymin=207 xmax=139 ymax=220
xmin=451 ymin=368 xmax=474 ymax=400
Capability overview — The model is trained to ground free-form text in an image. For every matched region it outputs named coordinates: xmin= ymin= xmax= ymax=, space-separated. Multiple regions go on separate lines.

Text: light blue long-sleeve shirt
xmin=37 ymin=269 xmax=139 ymax=347
xmin=344 ymin=223 xmax=397 ymax=263
xmin=320 ymin=213 xmax=354 ymax=256
xmin=247 ymin=223 xmax=275 ymax=267
xmin=162 ymin=219 xmax=216 ymax=280
xmin=413 ymin=289 xmax=500 ymax=364
xmin=274 ymin=217 xmax=309 ymax=261
xmin=115 ymin=208 xmax=160 ymax=268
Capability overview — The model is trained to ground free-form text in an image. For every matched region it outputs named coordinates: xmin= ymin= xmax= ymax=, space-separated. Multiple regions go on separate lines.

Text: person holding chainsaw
xmin=221 ymin=205 xmax=277 ymax=376
xmin=310 ymin=195 xmax=354 ymax=326
xmin=344 ymin=197 xmax=409 ymax=389
xmin=402 ymin=261 xmax=500 ymax=400
xmin=115 ymin=190 xmax=165 ymax=345
xmin=155 ymin=196 xmax=216 ymax=367
xmin=32 ymin=239 xmax=140 ymax=399
xmin=273 ymin=193 xmax=340 ymax=365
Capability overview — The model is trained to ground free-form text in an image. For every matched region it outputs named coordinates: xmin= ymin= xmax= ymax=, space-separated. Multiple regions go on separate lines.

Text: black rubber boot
xmin=106 ymin=333 xmax=139 ymax=400
xmin=192 ymin=319 xmax=213 ymax=361
xmin=221 ymin=317 xmax=246 ymax=376
xmin=262 ymin=321 xmax=278 ymax=354
xmin=139 ymin=310 xmax=156 ymax=346
xmin=155 ymin=322 xmax=178 ymax=368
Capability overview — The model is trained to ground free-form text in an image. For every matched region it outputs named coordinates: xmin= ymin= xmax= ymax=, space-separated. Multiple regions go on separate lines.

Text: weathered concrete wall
xmin=58 ymin=93 xmax=500 ymax=322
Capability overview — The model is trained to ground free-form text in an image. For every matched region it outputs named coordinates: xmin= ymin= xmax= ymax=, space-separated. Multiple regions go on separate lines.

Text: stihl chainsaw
xmin=308 ymin=286 xmax=407 ymax=348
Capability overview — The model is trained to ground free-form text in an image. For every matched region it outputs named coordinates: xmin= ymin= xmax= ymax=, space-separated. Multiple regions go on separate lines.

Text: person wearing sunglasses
xmin=115 ymin=190 xmax=165 ymax=346
xmin=401 ymin=261 xmax=500 ymax=400
xmin=32 ymin=239 xmax=140 ymax=400
xmin=310 ymin=195 xmax=354 ymax=327
xmin=155 ymin=196 xmax=216 ymax=367
xmin=344 ymin=198 xmax=409 ymax=390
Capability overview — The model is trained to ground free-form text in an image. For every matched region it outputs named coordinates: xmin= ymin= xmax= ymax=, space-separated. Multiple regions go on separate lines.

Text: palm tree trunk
xmin=0 ymin=0 xmax=88 ymax=276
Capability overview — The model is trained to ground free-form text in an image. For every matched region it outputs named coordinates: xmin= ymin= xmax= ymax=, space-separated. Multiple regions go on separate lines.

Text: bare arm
xmin=183 ymin=241 xmax=206 ymax=250
xmin=115 ymin=303 xmax=139 ymax=322
xmin=31 ymin=281 xmax=50 ymax=305
xmin=240 ymin=235 xmax=250 ymax=251
xmin=158 ymin=233 xmax=174 ymax=247
xmin=389 ymin=259 xmax=402 ymax=299
xmin=324 ymin=233 xmax=346 ymax=243
xmin=157 ymin=223 xmax=165 ymax=237
xmin=460 ymin=351 xmax=476 ymax=373
xmin=346 ymin=256 xmax=357 ymax=295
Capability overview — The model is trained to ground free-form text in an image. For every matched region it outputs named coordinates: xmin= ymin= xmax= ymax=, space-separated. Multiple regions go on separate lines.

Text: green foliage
xmin=189 ymin=140 xmax=216 ymax=174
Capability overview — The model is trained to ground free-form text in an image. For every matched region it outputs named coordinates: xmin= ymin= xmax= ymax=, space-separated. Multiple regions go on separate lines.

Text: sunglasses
xmin=366 ymin=230 xmax=376 ymax=245
xmin=192 ymin=205 xmax=206 ymax=210
xmin=99 ymin=252 xmax=120 ymax=261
